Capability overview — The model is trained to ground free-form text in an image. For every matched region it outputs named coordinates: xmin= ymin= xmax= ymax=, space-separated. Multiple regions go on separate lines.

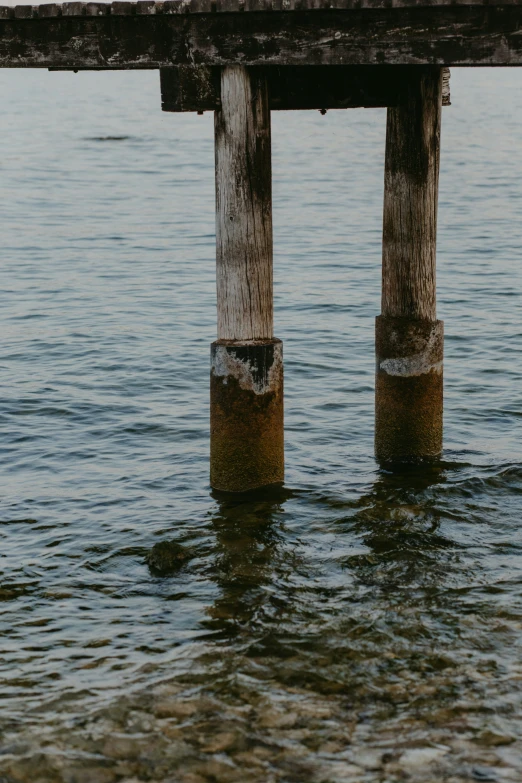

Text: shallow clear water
xmin=1 ymin=68 xmax=522 ymax=783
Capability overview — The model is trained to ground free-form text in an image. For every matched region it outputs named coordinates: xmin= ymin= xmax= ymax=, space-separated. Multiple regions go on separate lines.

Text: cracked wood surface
xmin=382 ymin=66 xmax=441 ymax=321
xmin=215 ymin=66 xmax=273 ymax=341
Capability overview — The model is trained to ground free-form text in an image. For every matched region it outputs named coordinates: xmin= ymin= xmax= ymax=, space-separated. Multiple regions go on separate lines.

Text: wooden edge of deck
xmin=1 ymin=0 xmax=522 ymax=21
xmin=159 ymin=64 xmax=451 ymax=112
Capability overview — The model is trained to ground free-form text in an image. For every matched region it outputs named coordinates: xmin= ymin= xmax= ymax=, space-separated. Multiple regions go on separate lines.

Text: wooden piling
xmin=375 ymin=66 xmax=444 ymax=464
xmin=210 ymin=65 xmax=284 ymax=492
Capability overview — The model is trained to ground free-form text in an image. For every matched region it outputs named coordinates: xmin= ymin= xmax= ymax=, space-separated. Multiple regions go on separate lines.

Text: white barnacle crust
xmin=378 ymin=321 xmax=443 ymax=377
xmin=379 ymin=356 xmax=443 ymax=377
xmin=212 ymin=342 xmax=283 ymax=395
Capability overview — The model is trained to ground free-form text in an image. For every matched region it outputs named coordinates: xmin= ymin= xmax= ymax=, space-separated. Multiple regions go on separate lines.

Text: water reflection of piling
xmin=205 ymin=486 xmax=293 ymax=637
xmin=348 ymin=463 xmax=452 ymax=589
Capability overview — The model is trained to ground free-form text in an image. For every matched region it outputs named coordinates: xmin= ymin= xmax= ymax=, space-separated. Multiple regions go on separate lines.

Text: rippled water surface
xmin=1 ymin=68 xmax=522 ymax=782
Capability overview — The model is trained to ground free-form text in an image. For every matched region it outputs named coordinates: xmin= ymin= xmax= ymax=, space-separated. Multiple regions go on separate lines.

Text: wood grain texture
xmin=382 ymin=66 xmax=442 ymax=321
xmin=215 ymin=66 xmax=273 ymax=341
xmin=4 ymin=0 xmax=522 ymax=19
xmin=0 ymin=9 xmax=522 ymax=68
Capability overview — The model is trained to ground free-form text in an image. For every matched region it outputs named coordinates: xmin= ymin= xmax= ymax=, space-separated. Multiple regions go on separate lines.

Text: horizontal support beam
xmin=160 ymin=65 xmax=450 ymax=112
xmin=2 ymin=0 xmax=522 ymax=19
xmin=3 ymin=7 xmax=522 ymax=68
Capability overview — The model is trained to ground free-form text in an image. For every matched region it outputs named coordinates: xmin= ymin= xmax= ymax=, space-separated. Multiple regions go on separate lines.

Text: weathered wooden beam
xmin=3 ymin=0 xmax=522 ymax=19
xmin=376 ymin=66 xmax=443 ymax=465
xmin=211 ymin=66 xmax=284 ymax=492
xmin=2 ymin=7 xmax=522 ymax=68
xmin=160 ymin=65 xmax=451 ymax=112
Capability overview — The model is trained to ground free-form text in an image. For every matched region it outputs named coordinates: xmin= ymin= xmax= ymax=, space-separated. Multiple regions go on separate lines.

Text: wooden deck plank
xmin=13 ymin=6 xmax=34 ymax=17
xmin=38 ymin=4 xmax=63 ymax=17
xmin=61 ymin=3 xmax=86 ymax=15
xmin=2 ymin=0 xmax=522 ymax=17
xmin=1 ymin=5 xmax=522 ymax=68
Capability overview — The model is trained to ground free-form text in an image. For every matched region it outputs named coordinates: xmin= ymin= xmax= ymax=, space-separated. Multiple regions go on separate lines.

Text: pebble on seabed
xmin=145 ymin=541 xmax=193 ymax=576
xmin=472 ymin=766 xmax=499 ymax=782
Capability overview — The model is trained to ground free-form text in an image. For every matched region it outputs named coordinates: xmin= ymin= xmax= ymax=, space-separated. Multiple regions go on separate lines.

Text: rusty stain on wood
xmin=210 ymin=340 xmax=284 ymax=492
xmin=375 ymin=317 xmax=443 ymax=463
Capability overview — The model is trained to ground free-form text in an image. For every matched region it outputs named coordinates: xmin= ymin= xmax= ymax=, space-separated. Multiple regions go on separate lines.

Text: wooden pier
xmin=1 ymin=0 xmax=518 ymax=489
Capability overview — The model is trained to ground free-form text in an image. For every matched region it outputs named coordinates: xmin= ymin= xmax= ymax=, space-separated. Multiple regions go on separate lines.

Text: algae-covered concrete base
xmin=210 ymin=339 xmax=284 ymax=492
xmin=375 ymin=316 xmax=443 ymax=464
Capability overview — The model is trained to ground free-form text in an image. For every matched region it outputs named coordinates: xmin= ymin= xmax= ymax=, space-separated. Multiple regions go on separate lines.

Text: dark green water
xmin=1 ymin=68 xmax=521 ymax=782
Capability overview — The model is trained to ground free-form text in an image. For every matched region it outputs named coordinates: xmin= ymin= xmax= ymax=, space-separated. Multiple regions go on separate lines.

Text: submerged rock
xmin=472 ymin=766 xmax=498 ymax=782
xmin=477 ymin=728 xmax=516 ymax=747
xmin=146 ymin=541 xmax=193 ymax=576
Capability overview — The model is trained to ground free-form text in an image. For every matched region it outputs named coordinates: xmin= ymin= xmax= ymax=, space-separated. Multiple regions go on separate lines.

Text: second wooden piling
xmin=376 ymin=66 xmax=444 ymax=464
xmin=210 ymin=65 xmax=284 ymax=492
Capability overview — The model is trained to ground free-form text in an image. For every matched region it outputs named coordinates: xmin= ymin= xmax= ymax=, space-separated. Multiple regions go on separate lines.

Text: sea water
xmin=1 ymin=68 xmax=522 ymax=782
